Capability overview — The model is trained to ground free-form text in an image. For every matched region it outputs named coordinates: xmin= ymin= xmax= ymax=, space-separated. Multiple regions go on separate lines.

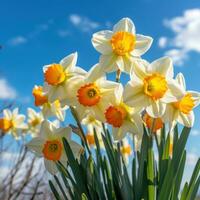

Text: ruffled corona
xmin=105 ymin=105 xmax=128 ymax=128
xmin=173 ymin=93 xmax=195 ymax=115
xmin=0 ymin=118 xmax=13 ymax=132
xmin=44 ymin=64 xmax=65 ymax=86
xmin=32 ymin=86 xmax=48 ymax=106
xmin=42 ymin=140 xmax=63 ymax=161
xmin=77 ymin=83 xmax=101 ymax=106
xmin=110 ymin=31 xmax=135 ymax=56
xmin=144 ymin=73 xmax=168 ymax=101
xmin=143 ymin=113 xmax=163 ymax=132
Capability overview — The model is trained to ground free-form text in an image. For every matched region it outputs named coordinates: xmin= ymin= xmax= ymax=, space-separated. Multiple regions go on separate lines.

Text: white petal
xmin=112 ymin=126 xmax=127 ymax=141
xmin=92 ymin=31 xmax=113 ymax=54
xmin=99 ymin=54 xmax=118 ymax=73
xmin=40 ymin=120 xmax=54 ymax=139
xmin=113 ymin=18 xmax=136 ymax=34
xmin=87 ymin=64 xmax=105 ymax=82
xmin=26 ymin=137 xmax=45 ymax=156
xmin=3 ymin=109 xmax=12 ymax=119
xmin=131 ymin=34 xmax=153 ymax=56
xmin=68 ymin=141 xmax=84 ymax=159
xmin=130 ymin=59 xmax=149 ymax=80
xmin=176 ymin=73 xmax=186 ymax=90
xmin=146 ymin=100 xmax=166 ymax=118
xmin=163 ymin=79 xmax=185 ymax=103
xmin=123 ymin=81 xmax=148 ymax=108
xmin=44 ymin=159 xmax=58 ymax=175
xmin=177 ymin=111 xmax=194 ymax=127
xmin=60 ymin=52 xmax=77 ymax=71
xmin=55 ymin=126 xmax=72 ymax=140
xmin=149 ymin=57 xmax=174 ymax=78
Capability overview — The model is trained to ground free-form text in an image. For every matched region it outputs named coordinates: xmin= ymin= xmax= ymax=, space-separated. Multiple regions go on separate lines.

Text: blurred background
xmin=0 ymin=0 xmax=200 ymax=199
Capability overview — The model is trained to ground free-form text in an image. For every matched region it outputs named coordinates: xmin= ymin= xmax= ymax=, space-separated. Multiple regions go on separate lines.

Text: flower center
xmin=44 ymin=64 xmax=66 ymax=86
xmin=121 ymin=145 xmax=132 ymax=155
xmin=173 ymin=93 xmax=195 ymax=114
xmin=110 ymin=31 xmax=135 ymax=56
xmin=105 ymin=105 xmax=128 ymax=128
xmin=86 ymin=134 xmax=95 ymax=146
xmin=32 ymin=86 xmax=48 ymax=106
xmin=77 ymin=83 xmax=101 ymax=106
xmin=0 ymin=118 xmax=13 ymax=132
xmin=42 ymin=140 xmax=62 ymax=161
xmin=143 ymin=113 xmax=163 ymax=132
xmin=143 ymin=73 xmax=168 ymax=100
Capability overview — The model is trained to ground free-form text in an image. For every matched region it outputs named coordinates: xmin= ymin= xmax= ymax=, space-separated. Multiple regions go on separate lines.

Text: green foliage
xmin=49 ymin=125 xmax=200 ymax=200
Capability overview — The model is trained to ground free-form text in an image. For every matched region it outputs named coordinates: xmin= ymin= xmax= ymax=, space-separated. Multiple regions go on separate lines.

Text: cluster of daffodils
xmin=1 ymin=18 xmax=200 ymax=174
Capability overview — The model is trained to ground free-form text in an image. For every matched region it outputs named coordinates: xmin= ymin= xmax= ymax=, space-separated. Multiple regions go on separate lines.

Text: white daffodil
xmin=82 ymin=114 xmax=104 ymax=148
xmin=0 ymin=108 xmax=27 ymax=139
xmin=104 ymin=84 xmax=143 ymax=141
xmin=92 ymin=18 xmax=153 ymax=73
xmin=32 ymin=85 xmax=68 ymax=121
xmin=65 ymin=64 xmax=120 ymax=121
xmin=27 ymin=108 xmax=44 ymax=137
xmin=163 ymin=73 xmax=200 ymax=129
xmin=26 ymin=120 xmax=83 ymax=174
xmin=43 ymin=52 xmax=86 ymax=103
xmin=120 ymin=138 xmax=132 ymax=164
xmin=124 ymin=57 xmax=185 ymax=118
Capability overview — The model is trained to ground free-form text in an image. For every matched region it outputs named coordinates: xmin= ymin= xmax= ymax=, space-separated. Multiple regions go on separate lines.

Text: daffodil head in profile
xmin=163 ymin=73 xmax=200 ymax=129
xmin=26 ymin=120 xmax=84 ymax=174
xmin=92 ymin=18 xmax=153 ymax=73
xmin=43 ymin=52 xmax=86 ymax=103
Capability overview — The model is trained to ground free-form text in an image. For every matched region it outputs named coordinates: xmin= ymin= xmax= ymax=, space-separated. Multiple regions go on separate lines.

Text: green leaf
xmin=49 ymin=180 xmax=62 ymax=200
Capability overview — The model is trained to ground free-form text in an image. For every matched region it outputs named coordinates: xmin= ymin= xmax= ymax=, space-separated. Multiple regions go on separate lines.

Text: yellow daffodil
xmin=26 ymin=120 xmax=84 ymax=174
xmin=163 ymin=73 xmax=200 ymax=129
xmin=82 ymin=114 xmax=104 ymax=148
xmin=64 ymin=64 xmax=120 ymax=121
xmin=43 ymin=52 xmax=86 ymax=103
xmin=124 ymin=57 xmax=185 ymax=118
xmin=105 ymin=84 xmax=143 ymax=141
xmin=0 ymin=108 xmax=27 ymax=139
xmin=92 ymin=18 xmax=153 ymax=73
xmin=27 ymin=108 xmax=44 ymax=137
xmin=32 ymin=85 xmax=68 ymax=121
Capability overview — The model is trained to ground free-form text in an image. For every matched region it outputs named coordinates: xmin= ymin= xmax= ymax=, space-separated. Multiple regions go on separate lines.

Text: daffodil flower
xmin=26 ymin=120 xmax=83 ymax=174
xmin=64 ymin=64 xmax=120 ymax=121
xmin=82 ymin=114 xmax=104 ymax=148
xmin=162 ymin=73 xmax=200 ymax=129
xmin=43 ymin=52 xmax=86 ymax=103
xmin=27 ymin=108 xmax=44 ymax=137
xmin=92 ymin=18 xmax=153 ymax=73
xmin=105 ymin=84 xmax=143 ymax=141
xmin=124 ymin=57 xmax=185 ymax=118
xmin=32 ymin=85 xmax=67 ymax=121
xmin=0 ymin=108 xmax=27 ymax=139
xmin=120 ymin=138 xmax=132 ymax=164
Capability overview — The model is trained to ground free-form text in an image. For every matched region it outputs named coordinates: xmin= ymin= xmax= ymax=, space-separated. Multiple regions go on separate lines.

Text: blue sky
xmin=0 ymin=0 xmax=200 ymax=181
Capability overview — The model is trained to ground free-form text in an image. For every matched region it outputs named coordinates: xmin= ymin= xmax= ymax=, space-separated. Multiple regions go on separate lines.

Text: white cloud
xmin=191 ymin=129 xmax=200 ymax=136
xmin=8 ymin=36 xmax=27 ymax=46
xmin=159 ymin=9 xmax=200 ymax=66
xmin=69 ymin=14 xmax=100 ymax=32
xmin=0 ymin=78 xmax=17 ymax=99
xmin=158 ymin=37 xmax=168 ymax=48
